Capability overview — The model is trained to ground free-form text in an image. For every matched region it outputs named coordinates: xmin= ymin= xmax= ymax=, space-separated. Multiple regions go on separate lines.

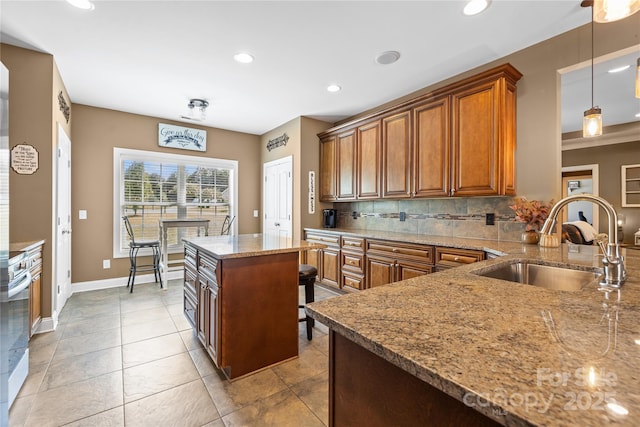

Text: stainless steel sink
xmin=471 ymin=261 xmax=601 ymax=292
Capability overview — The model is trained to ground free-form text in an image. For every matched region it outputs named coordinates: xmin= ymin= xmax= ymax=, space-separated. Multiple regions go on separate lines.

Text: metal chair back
xmin=122 ymin=216 xmax=136 ymax=244
xmin=221 ymin=215 xmax=235 ymax=235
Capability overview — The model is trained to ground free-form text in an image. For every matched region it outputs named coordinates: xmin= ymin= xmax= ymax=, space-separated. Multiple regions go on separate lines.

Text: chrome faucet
xmin=540 ymin=194 xmax=626 ymax=288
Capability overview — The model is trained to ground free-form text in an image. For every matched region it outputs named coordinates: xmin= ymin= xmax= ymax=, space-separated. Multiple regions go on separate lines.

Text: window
xmin=113 ymin=148 xmax=237 ymax=258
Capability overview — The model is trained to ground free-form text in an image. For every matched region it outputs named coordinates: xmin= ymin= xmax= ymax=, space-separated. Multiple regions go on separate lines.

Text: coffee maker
xmin=323 ymin=209 xmax=337 ymax=228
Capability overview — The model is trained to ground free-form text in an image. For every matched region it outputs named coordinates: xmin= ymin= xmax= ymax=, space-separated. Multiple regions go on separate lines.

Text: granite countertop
xmin=306 ymin=231 xmax=640 ymax=427
xmin=183 ymin=233 xmax=325 ymax=259
xmin=10 ymin=239 xmax=45 ymax=253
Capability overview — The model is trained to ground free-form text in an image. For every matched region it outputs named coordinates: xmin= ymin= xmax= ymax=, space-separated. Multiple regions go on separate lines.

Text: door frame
xmin=54 ymin=123 xmax=72 ymax=319
xmin=561 ymin=164 xmax=599 ymax=230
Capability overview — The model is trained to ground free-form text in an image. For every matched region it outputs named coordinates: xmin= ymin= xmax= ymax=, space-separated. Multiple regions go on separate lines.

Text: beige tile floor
xmin=9 ymin=279 xmax=338 ymax=427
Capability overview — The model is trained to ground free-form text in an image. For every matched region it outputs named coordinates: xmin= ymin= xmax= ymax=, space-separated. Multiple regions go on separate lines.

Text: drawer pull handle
xmin=454 ymin=256 xmax=460 ymax=262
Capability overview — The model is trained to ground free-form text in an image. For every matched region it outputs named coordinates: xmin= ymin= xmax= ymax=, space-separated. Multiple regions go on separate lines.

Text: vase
xmin=521 ymin=230 xmax=539 ymax=245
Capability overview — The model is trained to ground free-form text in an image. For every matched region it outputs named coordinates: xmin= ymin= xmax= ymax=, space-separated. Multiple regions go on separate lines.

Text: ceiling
xmin=0 ymin=1 xmax=637 ymax=136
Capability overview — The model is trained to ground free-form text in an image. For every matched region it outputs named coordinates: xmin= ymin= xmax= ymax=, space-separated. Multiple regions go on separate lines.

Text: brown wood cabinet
xmin=435 ymin=247 xmax=485 ymax=271
xmin=305 ymin=231 xmax=341 ymax=290
xmin=320 ymin=135 xmax=337 ymax=201
xmin=26 ymin=243 xmax=44 ymax=337
xmin=366 ymin=240 xmax=434 ymax=288
xmin=319 ymin=63 xmax=522 ymax=201
xmin=382 ymin=110 xmax=412 ymax=198
xmin=340 ymin=236 xmax=365 ymax=292
xmin=184 ymin=242 xmax=298 ymax=380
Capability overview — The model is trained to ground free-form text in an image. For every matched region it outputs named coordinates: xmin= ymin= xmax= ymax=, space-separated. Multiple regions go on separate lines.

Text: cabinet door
xmin=382 ymin=111 xmax=412 ymax=198
xmin=29 ymin=273 xmax=41 ymax=337
xmin=197 ymin=279 xmax=208 ymax=346
xmin=305 ymin=247 xmax=321 ymax=272
xmin=320 ymin=136 xmax=337 ymax=201
xmin=337 ymin=130 xmax=357 ymax=200
xmin=397 ymin=261 xmax=432 ymax=281
xmin=357 ymin=120 xmax=381 ymax=199
xmin=451 ymin=80 xmax=500 ymax=196
xmin=207 ymin=283 xmax=220 ymax=366
xmin=321 ymin=248 xmax=340 ymax=289
xmin=413 ymin=97 xmax=450 ymax=197
xmin=366 ymin=255 xmax=395 ymax=288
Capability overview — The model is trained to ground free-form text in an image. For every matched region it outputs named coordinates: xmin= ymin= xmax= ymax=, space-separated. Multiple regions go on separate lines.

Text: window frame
xmin=113 ymin=147 xmax=238 ymax=258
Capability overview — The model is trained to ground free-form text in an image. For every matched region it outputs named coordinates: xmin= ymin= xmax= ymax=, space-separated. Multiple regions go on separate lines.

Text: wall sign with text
xmin=158 ymin=123 xmax=207 ymax=152
xmin=11 ymin=144 xmax=39 ymax=175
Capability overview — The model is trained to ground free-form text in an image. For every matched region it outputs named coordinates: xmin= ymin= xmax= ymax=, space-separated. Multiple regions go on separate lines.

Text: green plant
xmin=509 ymin=197 xmax=553 ymax=232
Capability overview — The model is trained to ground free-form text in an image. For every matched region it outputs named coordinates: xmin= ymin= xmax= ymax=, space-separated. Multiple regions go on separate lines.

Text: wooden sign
xmin=158 ymin=123 xmax=207 ymax=152
xmin=10 ymin=144 xmax=39 ymax=175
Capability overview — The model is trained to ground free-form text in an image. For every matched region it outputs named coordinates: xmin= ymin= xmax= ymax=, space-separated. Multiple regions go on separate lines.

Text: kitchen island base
xmin=329 ymin=331 xmax=500 ymax=427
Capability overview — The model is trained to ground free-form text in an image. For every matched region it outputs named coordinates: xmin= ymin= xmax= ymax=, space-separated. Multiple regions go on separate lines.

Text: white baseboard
xmin=36 ymin=310 xmax=58 ymax=334
xmin=71 ymin=270 xmax=183 ymax=293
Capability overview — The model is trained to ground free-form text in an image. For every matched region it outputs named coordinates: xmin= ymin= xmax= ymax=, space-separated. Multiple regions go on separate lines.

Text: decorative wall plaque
xmin=308 ymin=170 xmax=316 ymax=214
xmin=58 ymin=91 xmax=70 ymax=123
xmin=158 ymin=123 xmax=207 ymax=152
xmin=266 ymin=133 xmax=289 ymax=152
xmin=10 ymin=144 xmax=39 ymax=174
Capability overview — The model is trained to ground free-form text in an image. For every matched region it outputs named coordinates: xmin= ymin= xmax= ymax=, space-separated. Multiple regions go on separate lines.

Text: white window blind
xmin=113 ymin=148 xmax=237 ymax=258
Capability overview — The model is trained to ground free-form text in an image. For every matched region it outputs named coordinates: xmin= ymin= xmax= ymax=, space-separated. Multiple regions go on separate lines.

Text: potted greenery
xmin=509 ymin=197 xmax=553 ymax=244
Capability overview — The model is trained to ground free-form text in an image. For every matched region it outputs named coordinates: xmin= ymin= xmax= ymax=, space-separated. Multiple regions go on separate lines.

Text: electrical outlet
xmin=352 ymin=211 xmax=358 ymax=220
xmin=253 ymin=210 xmax=259 ymax=218
xmin=79 ymin=210 xmax=87 ymax=220
xmin=399 ymin=212 xmax=406 ymax=222
xmin=103 ymin=259 xmax=111 ymax=269
xmin=485 ymin=213 xmax=495 ymax=226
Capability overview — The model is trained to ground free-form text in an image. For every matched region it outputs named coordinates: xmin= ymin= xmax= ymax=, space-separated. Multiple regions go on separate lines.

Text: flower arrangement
xmin=509 ymin=197 xmax=553 ymax=232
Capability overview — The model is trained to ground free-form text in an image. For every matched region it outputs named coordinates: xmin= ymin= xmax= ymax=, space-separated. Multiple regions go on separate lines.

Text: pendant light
xmin=593 ymin=0 xmax=640 ymax=22
xmin=583 ymin=3 xmax=603 ymax=137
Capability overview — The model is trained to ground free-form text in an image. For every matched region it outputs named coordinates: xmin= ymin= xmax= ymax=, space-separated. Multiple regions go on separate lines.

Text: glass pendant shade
xmin=583 ymin=107 xmax=603 ymax=137
xmin=593 ymin=0 xmax=640 ymax=22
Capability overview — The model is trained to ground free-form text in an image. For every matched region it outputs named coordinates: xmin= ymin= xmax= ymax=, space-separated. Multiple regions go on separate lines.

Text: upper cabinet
xmin=319 ymin=63 xmax=522 ymax=202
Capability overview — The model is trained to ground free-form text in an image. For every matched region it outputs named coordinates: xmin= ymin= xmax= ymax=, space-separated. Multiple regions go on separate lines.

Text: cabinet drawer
xmin=341 ymin=252 xmax=364 ymax=273
xmin=342 ymin=273 xmax=365 ymax=292
xmin=198 ymin=253 xmax=219 ymax=284
xmin=306 ymin=232 xmax=340 ymax=247
xmin=184 ymin=291 xmax=197 ymax=328
xmin=184 ymin=268 xmax=197 ymax=300
xmin=367 ymin=240 xmax=434 ymax=263
xmin=341 ymin=236 xmax=365 ymax=251
xmin=184 ymin=245 xmax=197 ymax=273
xmin=435 ymin=247 xmax=485 ymax=268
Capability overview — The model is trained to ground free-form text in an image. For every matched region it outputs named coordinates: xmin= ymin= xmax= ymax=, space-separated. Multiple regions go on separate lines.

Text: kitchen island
xmin=183 ymin=233 xmax=324 ymax=380
xmin=306 ymin=235 xmax=640 ymax=426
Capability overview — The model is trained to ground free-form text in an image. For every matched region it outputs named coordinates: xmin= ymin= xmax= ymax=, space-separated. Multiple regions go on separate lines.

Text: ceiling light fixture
xmin=463 ymin=0 xmax=490 ymax=16
xmin=66 ymin=0 xmax=95 ymax=10
xmin=582 ymin=2 xmax=603 ymax=138
xmin=327 ymin=85 xmax=341 ymax=93
xmin=375 ymin=51 xmax=400 ymax=65
xmin=593 ymin=0 xmax=640 ymax=22
xmin=233 ymin=53 xmax=254 ymax=64
xmin=187 ymin=98 xmax=209 ymax=121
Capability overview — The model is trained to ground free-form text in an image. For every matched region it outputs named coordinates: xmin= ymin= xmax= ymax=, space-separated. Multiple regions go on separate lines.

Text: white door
xmin=263 ymin=156 xmax=292 ymax=238
xmin=55 ymin=124 xmax=72 ymax=314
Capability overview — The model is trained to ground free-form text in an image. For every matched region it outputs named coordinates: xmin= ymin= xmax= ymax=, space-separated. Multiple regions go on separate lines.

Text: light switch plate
xmin=103 ymin=259 xmax=110 ymax=269
xmin=253 ymin=210 xmax=259 ymax=218
xmin=79 ymin=210 xmax=87 ymax=220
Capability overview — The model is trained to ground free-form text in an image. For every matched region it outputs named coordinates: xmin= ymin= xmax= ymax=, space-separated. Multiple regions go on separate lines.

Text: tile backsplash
xmin=334 ymin=197 xmax=526 ymax=242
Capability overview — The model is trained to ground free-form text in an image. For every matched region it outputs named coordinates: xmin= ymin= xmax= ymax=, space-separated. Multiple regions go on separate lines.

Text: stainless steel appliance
xmin=1 ymin=60 xmax=10 ymax=425
xmin=322 ymin=208 xmax=337 ymax=228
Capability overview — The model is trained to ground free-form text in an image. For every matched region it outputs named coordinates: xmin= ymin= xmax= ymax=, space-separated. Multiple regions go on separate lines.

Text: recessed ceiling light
xmin=375 ymin=51 xmax=401 ymax=65
xmin=66 ymin=0 xmax=95 ymax=10
xmin=233 ymin=53 xmax=254 ymax=64
xmin=327 ymin=85 xmax=341 ymax=93
xmin=463 ymin=0 xmax=489 ymax=16
xmin=608 ymin=65 xmax=630 ymax=73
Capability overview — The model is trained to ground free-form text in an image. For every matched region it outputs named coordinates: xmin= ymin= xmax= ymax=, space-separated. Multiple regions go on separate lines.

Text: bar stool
xmin=298 ymin=264 xmax=317 ymax=340
xmin=123 ymin=216 xmax=162 ymax=293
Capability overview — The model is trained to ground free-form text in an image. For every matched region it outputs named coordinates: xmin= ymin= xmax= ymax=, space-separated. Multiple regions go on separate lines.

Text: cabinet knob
xmin=454 ymin=256 xmax=460 ymax=262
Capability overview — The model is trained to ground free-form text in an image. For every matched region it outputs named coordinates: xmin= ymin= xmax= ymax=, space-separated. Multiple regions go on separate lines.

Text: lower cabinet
xmin=184 ymin=242 xmax=299 ymax=380
xmin=26 ymin=242 xmax=44 ymax=337
xmin=435 ymin=247 xmax=485 ymax=271
xmin=366 ymin=240 xmax=435 ymax=288
xmin=305 ymin=231 xmax=341 ymax=290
